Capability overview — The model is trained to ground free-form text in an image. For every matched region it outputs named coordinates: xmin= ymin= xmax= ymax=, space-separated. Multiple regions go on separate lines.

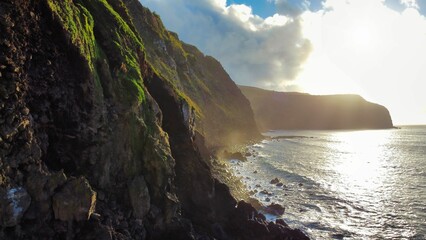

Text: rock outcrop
xmin=240 ymin=85 xmax=394 ymax=130
xmin=0 ymin=0 xmax=307 ymax=239
xmin=52 ymin=177 xmax=97 ymax=222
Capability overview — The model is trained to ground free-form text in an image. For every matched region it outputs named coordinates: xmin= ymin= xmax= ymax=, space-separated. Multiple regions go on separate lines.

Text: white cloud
xmin=274 ymin=0 xmax=310 ymax=16
xmin=212 ymin=0 xmax=226 ymax=8
xmin=140 ymin=0 xmax=312 ymax=89
xmin=263 ymin=14 xmax=290 ymax=27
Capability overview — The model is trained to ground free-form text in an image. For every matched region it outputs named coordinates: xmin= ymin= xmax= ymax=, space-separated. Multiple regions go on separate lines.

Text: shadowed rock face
xmin=0 ymin=187 xmax=31 ymax=227
xmin=52 ymin=177 xmax=97 ymax=222
xmin=240 ymin=86 xmax=394 ymax=130
xmin=0 ymin=0 xmax=307 ymax=239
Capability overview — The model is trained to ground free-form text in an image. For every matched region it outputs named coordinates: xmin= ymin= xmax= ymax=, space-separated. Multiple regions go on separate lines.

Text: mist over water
xmin=231 ymin=126 xmax=426 ymax=239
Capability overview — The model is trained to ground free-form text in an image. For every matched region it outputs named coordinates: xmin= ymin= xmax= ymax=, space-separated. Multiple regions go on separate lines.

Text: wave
xmin=235 ymin=127 xmax=426 ymax=239
xmin=259 ymin=161 xmax=318 ymax=187
xmin=252 ymin=143 xmax=265 ymax=148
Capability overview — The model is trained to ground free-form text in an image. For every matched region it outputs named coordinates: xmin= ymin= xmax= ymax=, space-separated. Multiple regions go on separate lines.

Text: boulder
xmin=223 ymin=151 xmax=247 ymax=161
xmin=264 ymin=203 xmax=285 ymax=215
xmin=270 ymin=178 xmax=280 ymax=184
xmin=0 ymin=186 xmax=31 ymax=227
xmin=53 ymin=177 xmax=96 ymax=221
xmin=260 ymin=190 xmax=272 ymax=195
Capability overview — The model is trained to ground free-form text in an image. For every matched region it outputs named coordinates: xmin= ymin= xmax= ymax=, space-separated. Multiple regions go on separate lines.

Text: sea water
xmin=230 ymin=126 xmax=426 ymax=239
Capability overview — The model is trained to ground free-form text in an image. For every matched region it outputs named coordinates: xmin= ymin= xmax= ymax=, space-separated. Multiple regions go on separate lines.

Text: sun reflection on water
xmin=326 ymin=130 xmax=393 ymax=194
xmin=232 ymin=127 xmax=426 ymax=239
xmin=320 ymin=130 xmax=419 ymax=237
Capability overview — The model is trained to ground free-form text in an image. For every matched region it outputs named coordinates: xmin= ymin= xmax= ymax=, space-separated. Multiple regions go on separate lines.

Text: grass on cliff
xmin=47 ymin=0 xmax=202 ymax=127
xmin=128 ymin=4 xmax=203 ymax=107
xmin=47 ymin=0 xmax=146 ymax=105
xmin=47 ymin=0 xmax=97 ymax=70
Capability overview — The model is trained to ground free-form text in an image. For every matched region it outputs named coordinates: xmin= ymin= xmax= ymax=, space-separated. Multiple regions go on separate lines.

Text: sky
xmin=140 ymin=0 xmax=426 ymax=125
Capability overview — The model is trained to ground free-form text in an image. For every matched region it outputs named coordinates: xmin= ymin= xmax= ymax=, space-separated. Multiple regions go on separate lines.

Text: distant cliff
xmin=240 ymin=86 xmax=394 ymax=130
xmin=0 ymin=0 xmax=305 ymax=239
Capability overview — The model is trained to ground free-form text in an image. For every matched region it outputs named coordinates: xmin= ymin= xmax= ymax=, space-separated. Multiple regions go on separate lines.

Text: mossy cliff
xmin=123 ymin=0 xmax=261 ymax=148
xmin=0 ymin=0 xmax=307 ymax=239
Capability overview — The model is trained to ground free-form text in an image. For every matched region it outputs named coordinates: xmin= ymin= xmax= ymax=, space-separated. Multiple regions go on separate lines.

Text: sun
xmin=346 ymin=25 xmax=378 ymax=49
xmin=344 ymin=24 xmax=379 ymax=50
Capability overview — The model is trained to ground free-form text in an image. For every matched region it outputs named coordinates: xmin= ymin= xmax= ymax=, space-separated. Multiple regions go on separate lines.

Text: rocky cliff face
xmin=240 ymin=86 xmax=394 ymax=130
xmin=0 ymin=0 xmax=306 ymax=239
xmin=123 ymin=0 xmax=261 ymax=148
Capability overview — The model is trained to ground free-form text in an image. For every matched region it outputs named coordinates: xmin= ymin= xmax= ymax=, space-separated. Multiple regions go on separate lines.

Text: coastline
xmin=228 ymin=127 xmax=426 ymax=239
xmin=212 ymin=138 xmax=302 ymax=227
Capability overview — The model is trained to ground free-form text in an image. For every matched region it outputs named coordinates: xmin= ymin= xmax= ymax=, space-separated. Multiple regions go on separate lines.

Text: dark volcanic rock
xmin=53 ymin=177 xmax=96 ymax=222
xmin=128 ymin=176 xmax=151 ymax=219
xmin=264 ymin=203 xmax=286 ymax=215
xmin=222 ymin=150 xmax=247 ymax=161
xmin=240 ymin=85 xmax=394 ymax=130
xmin=227 ymin=201 xmax=308 ymax=240
xmin=270 ymin=178 xmax=280 ymax=184
xmin=0 ymin=187 xmax=31 ymax=227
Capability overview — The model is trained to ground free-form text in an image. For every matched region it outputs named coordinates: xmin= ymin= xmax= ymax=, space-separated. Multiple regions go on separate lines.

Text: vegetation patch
xmin=47 ymin=0 xmax=97 ymax=69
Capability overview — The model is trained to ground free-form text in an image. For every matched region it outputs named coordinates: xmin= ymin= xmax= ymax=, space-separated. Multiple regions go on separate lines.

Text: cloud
xmin=274 ymin=0 xmax=310 ymax=17
xmin=140 ymin=0 xmax=312 ymax=89
xmin=297 ymin=0 xmax=426 ymax=124
xmin=400 ymin=0 xmax=418 ymax=8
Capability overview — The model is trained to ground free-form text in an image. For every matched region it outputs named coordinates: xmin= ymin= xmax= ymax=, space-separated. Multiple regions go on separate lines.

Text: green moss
xmin=167 ymin=32 xmax=188 ymax=59
xmin=48 ymin=0 xmax=203 ymax=127
xmin=85 ymin=0 xmax=145 ymax=104
xmin=47 ymin=0 xmax=147 ymax=105
xmin=47 ymin=0 xmax=96 ymax=70
xmin=96 ymin=1 xmax=143 ymax=103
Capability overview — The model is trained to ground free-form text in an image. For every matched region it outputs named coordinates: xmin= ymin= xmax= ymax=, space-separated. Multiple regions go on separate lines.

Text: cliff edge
xmin=240 ymin=86 xmax=394 ymax=130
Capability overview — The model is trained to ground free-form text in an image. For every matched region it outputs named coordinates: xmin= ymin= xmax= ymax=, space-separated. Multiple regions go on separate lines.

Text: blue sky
xmin=226 ymin=0 xmax=426 ymax=18
xmin=228 ymin=0 xmax=275 ymax=17
xmin=385 ymin=0 xmax=426 ymax=13
xmin=228 ymin=0 xmax=325 ymax=17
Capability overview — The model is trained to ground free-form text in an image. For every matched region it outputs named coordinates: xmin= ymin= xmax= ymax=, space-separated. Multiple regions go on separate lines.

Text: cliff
xmin=0 ymin=0 xmax=306 ymax=239
xmin=123 ymin=0 xmax=260 ymax=148
xmin=240 ymin=86 xmax=394 ymax=130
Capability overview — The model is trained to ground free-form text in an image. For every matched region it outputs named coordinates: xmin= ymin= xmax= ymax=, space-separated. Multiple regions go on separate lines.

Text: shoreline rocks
xmin=270 ymin=177 xmax=280 ymax=184
xmin=264 ymin=203 xmax=286 ymax=216
xmin=222 ymin=150 xmax=248 ymax=161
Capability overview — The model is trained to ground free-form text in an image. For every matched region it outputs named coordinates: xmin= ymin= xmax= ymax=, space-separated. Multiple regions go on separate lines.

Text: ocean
xmin=230 ymin=125 xmax=426 ymax=239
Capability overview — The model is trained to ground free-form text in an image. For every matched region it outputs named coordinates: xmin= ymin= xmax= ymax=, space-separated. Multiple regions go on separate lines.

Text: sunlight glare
xmin=328 ymin=130 xmax=392 ymax=194
xmin=296 ymin=1 xmax=426 ymax=125
xmin=345 ymin=25 xmax=378 ymax=50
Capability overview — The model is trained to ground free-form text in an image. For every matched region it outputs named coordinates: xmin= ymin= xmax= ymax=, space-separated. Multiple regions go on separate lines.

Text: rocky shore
xmin=0 ymin=0 xmax=308 ymax=239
